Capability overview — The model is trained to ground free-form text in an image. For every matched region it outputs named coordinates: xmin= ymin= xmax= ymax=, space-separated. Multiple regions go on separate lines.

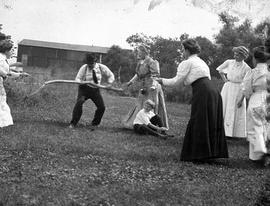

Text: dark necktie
xmin=92 ymin=69 xmax=98 ymax=84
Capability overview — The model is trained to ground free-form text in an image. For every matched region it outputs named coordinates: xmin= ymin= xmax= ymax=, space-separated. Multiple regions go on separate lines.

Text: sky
xmin=0 ymin=0 xmax=269 ymax=49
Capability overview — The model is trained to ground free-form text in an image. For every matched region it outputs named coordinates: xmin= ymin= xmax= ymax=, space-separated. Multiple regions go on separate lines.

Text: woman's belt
xmin=227 ymin=80 xmax=241 ymax=84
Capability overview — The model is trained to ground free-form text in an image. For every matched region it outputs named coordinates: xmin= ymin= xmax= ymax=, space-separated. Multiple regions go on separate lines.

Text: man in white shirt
xmin=69 ymin=53 xmax=115 ymax=130
xmin=133 ymin=99 xmax=170 ymax=138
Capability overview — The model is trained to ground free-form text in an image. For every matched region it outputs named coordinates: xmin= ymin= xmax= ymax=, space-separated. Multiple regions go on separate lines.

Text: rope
xmin=26 ymin=79 xmax=123 ymax=97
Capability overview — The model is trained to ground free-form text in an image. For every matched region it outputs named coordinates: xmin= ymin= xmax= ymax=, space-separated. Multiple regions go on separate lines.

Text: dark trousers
xmin=133 ymin=115 xmax=163 ymax=136
xmin=70 ymin=85 xmax=105 ymax=126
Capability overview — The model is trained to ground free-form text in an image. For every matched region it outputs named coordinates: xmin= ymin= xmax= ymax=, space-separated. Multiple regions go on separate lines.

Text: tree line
xmin=103 ymin=12 xmax=270 ymax=83
xmin=1 ymin=13 xmax=270 ymax=103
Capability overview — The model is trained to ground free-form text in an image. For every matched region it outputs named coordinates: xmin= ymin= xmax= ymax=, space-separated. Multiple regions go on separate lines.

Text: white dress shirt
xmin=162 ymin=55 xmax=211 ymax=86
xmin=75 ymin=63 xmax=115 ymax=84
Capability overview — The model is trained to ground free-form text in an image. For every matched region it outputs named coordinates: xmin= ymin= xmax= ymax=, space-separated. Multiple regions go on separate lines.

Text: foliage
xmin=195 ymin=36 xmax=219 ymax=77
xmin=0 ymin=24 xmax=11 ymax=41
xmin=126 ymin=33 xmax=153 ymax=48
xmin=254 ymin=18 xmax=270 ymax=41
xmin=213 ymin=12 xmax=265 ymax=68
xmin=103 ymin=45 xmax=137 ymax=83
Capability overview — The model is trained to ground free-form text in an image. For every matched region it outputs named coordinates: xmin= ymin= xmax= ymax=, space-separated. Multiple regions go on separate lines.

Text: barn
xmin=17 ymin=39 xmax=110 ymax=78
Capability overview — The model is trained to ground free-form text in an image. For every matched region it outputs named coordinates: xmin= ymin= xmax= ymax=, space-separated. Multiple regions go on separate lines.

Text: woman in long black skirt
xmin=158 ymin=39 xmax=228 ymax=162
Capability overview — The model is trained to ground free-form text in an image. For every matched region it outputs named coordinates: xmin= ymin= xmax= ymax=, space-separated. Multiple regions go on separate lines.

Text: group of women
xmin=217 ymin=44 xmax=270 ymax=164
xmin=1 ymin=37 xmax=270 ymax=166
xmin=123 ymin=38 xmax=270 ymax=166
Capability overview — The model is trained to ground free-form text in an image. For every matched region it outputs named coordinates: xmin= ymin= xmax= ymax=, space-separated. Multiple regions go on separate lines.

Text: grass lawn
xmin=0 ymin=84 xmax=268 ymax=206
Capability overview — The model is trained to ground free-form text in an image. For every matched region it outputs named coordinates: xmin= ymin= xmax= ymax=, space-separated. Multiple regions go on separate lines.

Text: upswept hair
xmin=182 ymin=39 xmax=201 ymax=55
xmin=137 ymin=44 xmax=150 ymax=55
xmin=253 ymin=46 xmax=270 ymax=63
xmin=0 ymin=39 xmax=13 ymax=53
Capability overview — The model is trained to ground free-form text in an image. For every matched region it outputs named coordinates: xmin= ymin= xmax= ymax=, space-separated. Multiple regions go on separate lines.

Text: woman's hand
xmin=156 ymin=78 xmax=163 ymax=85
xmin=220 ymin=73 xmax=228 ymax=83
xmin=123 ymin=81 xmax=132 ymax=89
xmin=20 ymin=72 xmax=30 ymax=78
xmin=237 ymin=94 xmax=245 ymax=108
xmin=237 ymin=99 xmax=243 ymax=108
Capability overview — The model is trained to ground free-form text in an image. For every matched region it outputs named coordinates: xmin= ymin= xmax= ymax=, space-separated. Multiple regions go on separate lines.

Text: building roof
xmin=18 ymin=39 xmax=110 ymax=54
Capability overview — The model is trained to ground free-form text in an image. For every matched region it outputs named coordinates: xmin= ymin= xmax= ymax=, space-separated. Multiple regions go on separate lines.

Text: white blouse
xmin=216 ymin=59 xmax=251 ymax=83
xmin=0 ymin=53 xmax=10 ymax=78
xmin=241 ymin=63 xmax=268 ymax=99
xmin=162 ymin=55 xmax=211 ymax=86
xmin=0 ymin=53 xmax=20 ymax=80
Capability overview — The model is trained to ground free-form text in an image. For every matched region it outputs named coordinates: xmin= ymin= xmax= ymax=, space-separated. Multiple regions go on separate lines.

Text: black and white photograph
xmin=0 ymin=0 xmax=270 ymax=205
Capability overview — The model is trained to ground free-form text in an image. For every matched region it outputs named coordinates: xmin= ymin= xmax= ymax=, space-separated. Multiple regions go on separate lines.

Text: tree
xmin=103 ymin=45 xmax=136 ymax=83
xmin=254 ymin=18 xmax=270 ymax=44
xmin=195 ymin=36 xmax=219 ymax=77
xmin=150 ymin=36 xmax=183 ymax=78
xmin=126 ymin=33 xmax=153 ymax=49
xmin=0 ymin=24 xmax=8 ymax=41
xmin=213 ymin=12 xmax=262 ymax=69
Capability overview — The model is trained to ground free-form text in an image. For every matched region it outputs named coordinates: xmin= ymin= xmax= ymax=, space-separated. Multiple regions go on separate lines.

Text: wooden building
xmin=17 ymin=39 xmax=110 ymax=69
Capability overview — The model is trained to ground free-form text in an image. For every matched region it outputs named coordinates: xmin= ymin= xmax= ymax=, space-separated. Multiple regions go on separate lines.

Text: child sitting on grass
xmin=133 ymin=99 xmax=170 ymax=139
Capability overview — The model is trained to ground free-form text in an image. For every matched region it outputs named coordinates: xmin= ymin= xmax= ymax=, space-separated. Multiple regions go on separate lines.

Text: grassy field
xmin=0 ymin=84 xmax=269 ymax=206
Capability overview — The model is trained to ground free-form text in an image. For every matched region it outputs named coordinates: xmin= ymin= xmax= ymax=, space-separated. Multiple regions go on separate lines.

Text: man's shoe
xmin=90 ymin=124 xmax=99 ymax=131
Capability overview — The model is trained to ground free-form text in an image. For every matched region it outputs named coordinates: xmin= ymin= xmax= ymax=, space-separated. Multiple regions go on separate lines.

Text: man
xmin=69 ymin=53 xmax=115 ymax=130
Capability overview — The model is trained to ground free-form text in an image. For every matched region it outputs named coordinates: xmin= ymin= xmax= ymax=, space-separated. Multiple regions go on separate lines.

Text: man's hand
xmin=159 ymin=127 xmax=168 ymax=131
xmin=105 ymin=84 xmax=112 ymax=89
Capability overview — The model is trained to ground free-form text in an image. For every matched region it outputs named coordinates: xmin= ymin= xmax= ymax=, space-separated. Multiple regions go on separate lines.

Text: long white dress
xmin=217 ymin=59 xmax=251 ymax=138
xmin=0 ymin=53 xmax=13 ymax=127
xmin=242 ymin=63 xmax=269 ymax=160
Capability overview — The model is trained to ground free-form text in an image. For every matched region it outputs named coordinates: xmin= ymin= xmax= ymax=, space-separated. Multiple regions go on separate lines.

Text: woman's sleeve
xmin=216 ymin=60 xmax=229 ymax=74
xmin=0 ymin=60 xmax=8 ymax=77
xmin=7 ymin=71 xmax=20 ymax=79
xmin=149 ymin=60 xmax=160 ymax=75
xmin=162 ymin=60 xmax=190 ymax=86
xmin=241 ymin=70 xmax=253 ymax=99
xmin=0 ymin=60 xmax=20 ymax=79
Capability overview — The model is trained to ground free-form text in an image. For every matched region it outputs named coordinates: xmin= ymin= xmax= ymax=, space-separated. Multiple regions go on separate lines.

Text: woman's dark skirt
xmin=180 ymin=77 xmax=229 ymax=161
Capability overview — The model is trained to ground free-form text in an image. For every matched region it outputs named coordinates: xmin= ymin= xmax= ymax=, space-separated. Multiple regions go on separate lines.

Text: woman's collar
xmin=188 ymin=54 xmax=197 ymax=59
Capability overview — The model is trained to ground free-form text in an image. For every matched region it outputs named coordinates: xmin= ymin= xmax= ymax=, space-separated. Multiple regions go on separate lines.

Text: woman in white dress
xmin=238 ymin=46 xmax=270 ymax=166
xmin=216 ymin=46 xmax=251 ymax=139
xmin=0 ymin=40 xmax=24 ymax=128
